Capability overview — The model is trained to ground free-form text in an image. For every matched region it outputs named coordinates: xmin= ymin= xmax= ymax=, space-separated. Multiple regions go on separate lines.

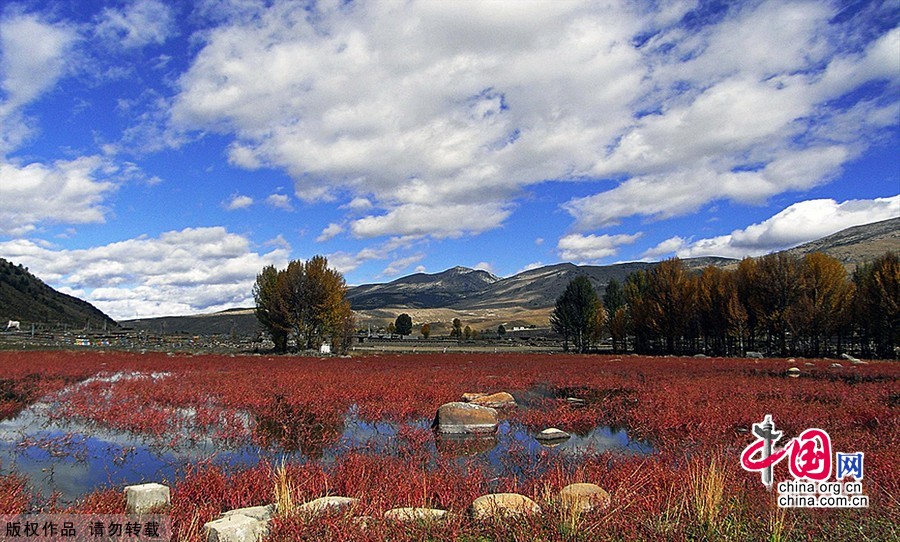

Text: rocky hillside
xmin=784 ymin=217 xmax=899 ymax=268
xmin=123 ymin=308 xmax=260 ymax=336
xmin=0 ymin=258 xmax=118 ymax=329
xmin=347 ymin=266 xmax=500 ymax=309
xmin=455 ymin=257 xmax=735 ymax=311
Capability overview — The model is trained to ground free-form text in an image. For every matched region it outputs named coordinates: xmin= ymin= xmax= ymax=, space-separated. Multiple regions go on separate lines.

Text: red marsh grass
xmin=0 ymin=351 xmax=896 ymax=540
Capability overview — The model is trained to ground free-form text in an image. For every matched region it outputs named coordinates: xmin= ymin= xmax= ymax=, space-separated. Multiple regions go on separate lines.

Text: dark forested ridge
xmin=0 ymin=258 xmax=118 ymax=329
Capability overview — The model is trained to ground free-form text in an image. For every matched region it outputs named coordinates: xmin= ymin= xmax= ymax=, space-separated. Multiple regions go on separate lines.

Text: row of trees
xmin=253 ymin=256 xmax=355 ymax=354
xmin=389 ymin=315 xmax=506 ymax=340
xmin=552 ymin=252 xmax=898 ymax=358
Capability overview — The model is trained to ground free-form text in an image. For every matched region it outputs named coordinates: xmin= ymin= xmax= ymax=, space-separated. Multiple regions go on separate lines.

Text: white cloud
xmin=95 ymin=0 xmax=176 ymax=49
xmin=0 ymin=13 xmax=76 ymax=111
xmin=382 ymin=254 xmax=425 ymax=277
xmin=473 ymin=262 xmax=495 ymax=275
xmin=657 ymin=196 xmax=900 ymax=259
xmin=642 ymin=237 xmax=688 ymax=259
xmin=350 ymin=203 xmax=511 ymax=238
xmin=341 ymin=198 xmax=374 ymax=212
xmin=0 ymin=227 xmax=289 ymax=320
xmin=0 ymin=12 xmax=77 ymax=151
xmin=565 ymin=144 xmax=854 ymax=229
xmin=265 ymin=193 xmax=293 ymax=210
xmin=225 ymin=194 xmax=253 ymax=210
xmin=557 ymin=232 xmax=643 ymax=262
xmin=0 ymin=157 xmax=117 ymax=235
xmin=516 ymin=261 xmax=545 ymax=274
xmin=326 ymin=235 xmax=424 ymax=274
xmin=316 ymin=222 xmax=344 ymax=242
xmin=170 ymin=1 xmax=643 ymax=238
xmin=165 ymin=1 xmax=898 ymax=240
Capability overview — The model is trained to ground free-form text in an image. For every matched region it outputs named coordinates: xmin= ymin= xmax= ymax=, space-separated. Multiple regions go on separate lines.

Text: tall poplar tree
xmin=551 ymin=276 xmax=605 ymax=353
xmin=253 ymin=256 xmax=355 ymax=354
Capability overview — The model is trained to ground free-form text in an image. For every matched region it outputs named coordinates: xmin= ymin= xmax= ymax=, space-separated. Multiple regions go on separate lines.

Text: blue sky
xmin=0 ymin=0 xmax=897 ymax=320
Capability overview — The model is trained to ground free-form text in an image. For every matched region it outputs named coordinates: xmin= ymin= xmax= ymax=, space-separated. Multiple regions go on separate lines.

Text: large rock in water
xmin=535 ymin=428 xmax=570 ymax=446
xmin=433 ymin=402 xmax=498 ymax=434
xmin=470 ymin=392 xmax=516 ymax=408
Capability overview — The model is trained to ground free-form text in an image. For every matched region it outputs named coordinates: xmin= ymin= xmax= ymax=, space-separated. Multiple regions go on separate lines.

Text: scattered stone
xmin=559 ymin=483 xmax=611 ymax=513
xmin=298 ymin=496 xmax=359 ymax=516
xmin=384 ymin=507 xmax=448 ymax=523
xmin=433 ymin=402 xmax=499 ymax=434
xmin=470 ymin=493 xmax=541 ymax=520
xmin=124 ymin=483 xmax=170 ymax=514
xmin=787 ymin=367 xmax=801 ymax=378
xmin=470 ymin=392 xmax=516 ymax=408
xmin=462 ymin=392 xmax=487 ymax=402
xmin=535 ymin=428 xmax=570 ymax=443
xmin=222 ymin=505 xmax=276 ymax=522
xmin=204 ymin=514 xmax=268 ymax=542
xmin=693 ymin=354 xmax=708 ymax=358
xmin=841 ymin=353 xmax=867 ymax=364
xmin=746 ymin=351 xmax=764 ymax=359
xmin=830 ymin=363 xmax=843 ymax=369
xmin=565 ymin=397 xmax=586 ymax=406
xmin=805 ymin=362 xmax=815 ymax=367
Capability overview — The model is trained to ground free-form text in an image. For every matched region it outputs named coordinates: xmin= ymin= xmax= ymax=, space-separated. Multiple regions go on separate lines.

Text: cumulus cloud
xmin=316 ymin=222 xmax=344 ymax=242
xmin=170 ymin=1 xmax=643 ymax=237
xmin=265 ymin=193 xmax=293 ymax=210
xmin=95 ymin=0 xmax=176 ymax=49
xmin=350 ymin=203 xmax=511 ymax=239
xmin=167 ymin=0 xmax=898 ymax=240
xmin=646 ymin=196 xmax=900 ymax=259
xmin=564 ymin=144 xmax=855 ymax=228
xmin=224 ymin=193 xmax=253 ymax=210
xmin=326 ymin=235 xmax=423 ymax=274
xmin=473 ymin=262 xmax=496 ymax=275
xmin=516 ymin=261 xmax=545 ymax=274
xmin=642 ymin=236 xmax=688 ymax=260
xmin=0 ymin=157 xmax=117 ymax=235
xmin=0 ymin=227 xmax=289 ymax=320
xmin=0 ymin=12 xmax=76 ymax=111
xmin=557 ymin=232 xmax=643 ymax=262
xmin=382 ymin=254 xmax=425 ymax=277
xmin=0 ymin=12 xmax=77 ymax=151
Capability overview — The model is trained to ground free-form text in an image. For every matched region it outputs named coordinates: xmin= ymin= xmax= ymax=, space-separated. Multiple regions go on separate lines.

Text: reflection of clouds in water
xmin=556 ymin=426 xmax=652 ymax=455
xmin=0 ymin=397 xmax=287 ymax=504
xmin=1 ymin=389 xmax=653 ymax=504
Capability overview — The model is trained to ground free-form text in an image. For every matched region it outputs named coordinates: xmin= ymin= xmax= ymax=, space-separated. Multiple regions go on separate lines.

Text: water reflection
xmin=0 ymin=398 xmax=652 ymax=504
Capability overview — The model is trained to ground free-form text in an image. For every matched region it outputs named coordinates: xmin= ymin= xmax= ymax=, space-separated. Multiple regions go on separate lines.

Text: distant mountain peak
xmin=445 ymin=266 xmax=500 ymax=281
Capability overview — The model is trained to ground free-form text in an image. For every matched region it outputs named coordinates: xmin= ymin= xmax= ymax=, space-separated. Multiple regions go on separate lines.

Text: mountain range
xmin=346 ymin=257 xmax=737 ymax=311
xmin=1 ymin=217 xmax=896 ymax=335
